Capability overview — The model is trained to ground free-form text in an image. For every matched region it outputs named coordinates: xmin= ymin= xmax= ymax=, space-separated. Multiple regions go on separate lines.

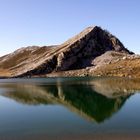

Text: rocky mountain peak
xmin=55 ymin=26 xmax=133 ymax=71
xmin=0 ymin=26 xmax=134 ymax=77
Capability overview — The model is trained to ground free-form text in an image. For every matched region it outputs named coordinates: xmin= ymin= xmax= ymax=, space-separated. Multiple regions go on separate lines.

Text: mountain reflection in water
xmin=0 ymin=77 xmax=140 ymax=123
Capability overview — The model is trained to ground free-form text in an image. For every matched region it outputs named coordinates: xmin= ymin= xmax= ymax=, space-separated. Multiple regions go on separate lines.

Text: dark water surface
xmin=0 ymin=77 xmax=140 ymax=139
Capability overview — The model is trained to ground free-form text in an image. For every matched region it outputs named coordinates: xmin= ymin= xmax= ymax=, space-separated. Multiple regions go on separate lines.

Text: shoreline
xmin=1 ymin=133 xmax=140 ymax=140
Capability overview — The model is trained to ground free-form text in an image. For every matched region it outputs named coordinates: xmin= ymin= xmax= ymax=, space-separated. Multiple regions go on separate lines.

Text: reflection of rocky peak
xmin=53 ymin=84 xmax=129 ymax=123
xmin=1 ymin=77 xmax=139 ymax=123
xmin=90 ymin=77 xmax=140 ymax=98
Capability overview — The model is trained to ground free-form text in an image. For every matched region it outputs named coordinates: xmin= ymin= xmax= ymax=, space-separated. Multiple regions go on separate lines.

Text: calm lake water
xmin=0 ymin=77 xmax=140 ymax=139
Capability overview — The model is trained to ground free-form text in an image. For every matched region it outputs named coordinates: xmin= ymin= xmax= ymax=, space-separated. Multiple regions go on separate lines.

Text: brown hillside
xmin=0 ymin=46 xmax=56 ymax=77
xmin=0 ymin=26 xmax=134 ymax=78
xmin=92 ymin=55 xmax=140 ymax=78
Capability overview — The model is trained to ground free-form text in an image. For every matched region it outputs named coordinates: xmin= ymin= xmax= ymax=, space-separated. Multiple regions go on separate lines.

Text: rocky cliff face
xmin=56 ymin=26 xmax=132 ymax=71
xmin=0 ymin=26 xmax=133 ymax=77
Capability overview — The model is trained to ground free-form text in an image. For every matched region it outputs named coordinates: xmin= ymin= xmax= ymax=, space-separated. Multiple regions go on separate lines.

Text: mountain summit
xmin=0 ymin=26 xmax=138 ymax=78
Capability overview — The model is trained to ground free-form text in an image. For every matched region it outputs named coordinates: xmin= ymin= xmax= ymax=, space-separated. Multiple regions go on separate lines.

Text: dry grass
xmin=0 ymin=46 xmax=55 ymax=77
xmin=93 ymin=58 xmax=140 ymax=78
xmin=0 ymin=69 xmax=11 ymax=77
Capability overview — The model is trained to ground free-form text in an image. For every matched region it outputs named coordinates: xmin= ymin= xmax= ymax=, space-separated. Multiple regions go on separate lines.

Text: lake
xmin=0 ymin=77 xmax=140 ymax=140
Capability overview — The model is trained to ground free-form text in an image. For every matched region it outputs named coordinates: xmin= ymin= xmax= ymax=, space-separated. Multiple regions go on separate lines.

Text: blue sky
xmin=0 ymin=0 xmax=140 ymax=56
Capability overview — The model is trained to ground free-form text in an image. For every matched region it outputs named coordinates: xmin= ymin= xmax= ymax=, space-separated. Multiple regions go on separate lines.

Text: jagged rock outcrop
xmin=0 ymin=26 xmax=133 ymax=77
xmin=55 ymin=26 xmax=132 ymax=71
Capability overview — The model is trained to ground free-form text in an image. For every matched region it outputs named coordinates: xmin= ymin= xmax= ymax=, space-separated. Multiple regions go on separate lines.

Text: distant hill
xmin=0 ymin=26 xmax=139 ymax=78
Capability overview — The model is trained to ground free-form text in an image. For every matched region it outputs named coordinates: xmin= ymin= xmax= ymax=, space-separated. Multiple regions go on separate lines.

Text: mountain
xmin=0 ymin=26 xmax=138 ymax=78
